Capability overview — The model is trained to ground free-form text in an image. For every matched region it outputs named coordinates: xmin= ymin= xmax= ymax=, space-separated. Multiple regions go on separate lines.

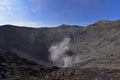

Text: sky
xmin=0 ymin=0 xmax=120 ymax=27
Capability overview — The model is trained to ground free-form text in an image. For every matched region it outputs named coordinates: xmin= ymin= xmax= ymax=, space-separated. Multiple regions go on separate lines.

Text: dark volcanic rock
xmin=1 ymin=51 xmax=120 ymax=80
xmin=0 ymin=51 xmax=59 ymax=80
xmin=0 ymin=20 xmax=120 ymax=68
xmin=1 ymin=20 xmax=120 ymax=79
xmin=42 ymin=68 xmax=120 ymax=80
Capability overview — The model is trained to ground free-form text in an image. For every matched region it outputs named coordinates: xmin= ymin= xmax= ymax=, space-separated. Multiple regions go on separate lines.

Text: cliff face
xmin=0 ymin=20 xmax=120 ymax=68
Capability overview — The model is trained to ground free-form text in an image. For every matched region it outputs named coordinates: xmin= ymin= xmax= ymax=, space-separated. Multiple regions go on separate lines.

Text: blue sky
xmin=0 ymin=0 xmax=120 ymax=27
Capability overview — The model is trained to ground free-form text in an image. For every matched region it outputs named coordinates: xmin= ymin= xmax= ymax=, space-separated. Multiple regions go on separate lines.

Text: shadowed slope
xmin=0 ymin=20 xmax=120 ymax=68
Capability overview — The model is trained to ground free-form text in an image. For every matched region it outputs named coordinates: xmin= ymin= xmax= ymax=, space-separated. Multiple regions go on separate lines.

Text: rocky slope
xmin=43 ymin=68 xmax=120 ymax=80
xmin=0 ymin=50 xmax=59 ymax=80
xmin=1 ymin=50 xmax=120 ymax=80
xmin=0 ymin=20 xmax=120 ymax=68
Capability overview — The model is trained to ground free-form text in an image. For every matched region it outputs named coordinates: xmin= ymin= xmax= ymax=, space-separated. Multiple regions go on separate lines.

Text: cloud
xmin=0 ymin=0 xmax=42 ymax=27
xmin=0 ymin=0 xmax=11 ymax=6
xmin=0 ymin=15 xmax=6 ymax=20
xmin=10 ymin=21 xmax=42 ymax=27
xmin=0 ymin=21 xmax=42 ymax=28
xmin=0 ymin=0 xmax=13 ymax=12
xmin=27 ymin=0 xmax=44 ymax=14
xmin=0 ymin=0 xmax=17 ymax=19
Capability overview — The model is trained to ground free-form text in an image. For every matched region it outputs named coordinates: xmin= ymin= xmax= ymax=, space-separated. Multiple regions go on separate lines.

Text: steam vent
xmin=0 ymin=20 xmax=120 ymax=80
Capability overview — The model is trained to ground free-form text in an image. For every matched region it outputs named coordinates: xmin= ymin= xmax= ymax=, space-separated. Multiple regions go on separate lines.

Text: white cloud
xmin=0 ymin=0 xmax=16 ymax=20
xmin=0 ymin=0 xmax=13 ymax=11
xmin=28 ymin=0 xmax=44 ymax=14
xmin=10 ymin=21 xmax=42 ymax=27
xmin=0 ymin=15 xmax=6 ymax=20
xmin=0 ymin=0 xmax=42 ymax=27
xmin=0 ymin=21 xmax=42 ymax=28
xmin=0 ymin=0 xmax=11 ymax=5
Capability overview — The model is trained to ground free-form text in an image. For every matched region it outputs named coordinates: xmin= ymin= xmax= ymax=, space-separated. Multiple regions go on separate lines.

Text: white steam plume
xmin=49 ymin=37 xmax=79 ymax=67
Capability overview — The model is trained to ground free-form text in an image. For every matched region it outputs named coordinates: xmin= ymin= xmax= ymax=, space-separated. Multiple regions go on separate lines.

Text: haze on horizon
xmin=0 ymin=0 xmax=120 ymax=27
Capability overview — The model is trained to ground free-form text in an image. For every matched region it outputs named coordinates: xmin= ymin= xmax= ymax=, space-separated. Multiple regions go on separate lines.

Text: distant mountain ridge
xmin=1 ymin=19 xmax=120 ymax=68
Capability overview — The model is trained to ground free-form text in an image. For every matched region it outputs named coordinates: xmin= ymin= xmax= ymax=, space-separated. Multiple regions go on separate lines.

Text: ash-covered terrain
xmin=0 ymin=50 xmax=59 ymax=80
xmin=1 ymin=20 xmax=120 ymax=80
xmin=1 ymin=50 xmax=120 ymax=80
